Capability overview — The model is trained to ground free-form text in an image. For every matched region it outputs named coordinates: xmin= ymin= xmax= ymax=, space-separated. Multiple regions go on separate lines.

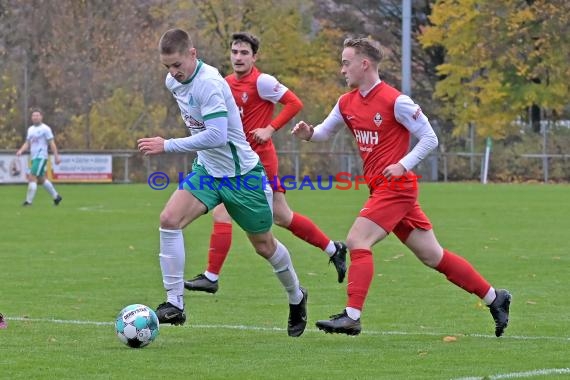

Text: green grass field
xmin=1 ymin=182 xmax=569 ymax=379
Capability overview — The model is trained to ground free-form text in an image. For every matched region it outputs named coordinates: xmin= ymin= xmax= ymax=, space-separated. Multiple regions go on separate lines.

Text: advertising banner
xmin=0 ymin=155 xmax=29 ymax=183
xmin=51 ymin=154 xmax=113 ymax=182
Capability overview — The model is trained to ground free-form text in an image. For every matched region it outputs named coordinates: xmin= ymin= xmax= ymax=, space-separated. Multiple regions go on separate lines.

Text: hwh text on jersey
xmin=354 ymin=129 xmax=379 ymax=145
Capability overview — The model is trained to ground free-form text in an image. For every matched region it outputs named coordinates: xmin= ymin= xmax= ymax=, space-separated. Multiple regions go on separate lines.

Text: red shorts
xmin=256 ymin=147 xmax=285 ymax=193
xmin=359 ymin=185 xmax=432 ymax=243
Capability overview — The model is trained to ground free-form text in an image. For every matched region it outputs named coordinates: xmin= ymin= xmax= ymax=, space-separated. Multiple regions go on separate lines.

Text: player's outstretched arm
xmin=137 ymin=136 xmax=166 ymax=156
xmin=291 ymin=121 xmax=314 ymax=141
xmin=292 ymin=101 xmax=345 ymax=142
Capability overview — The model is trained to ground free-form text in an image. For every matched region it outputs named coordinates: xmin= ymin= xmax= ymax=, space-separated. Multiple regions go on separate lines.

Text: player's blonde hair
xmin=343 ymin=38 xmax=384 ymax=64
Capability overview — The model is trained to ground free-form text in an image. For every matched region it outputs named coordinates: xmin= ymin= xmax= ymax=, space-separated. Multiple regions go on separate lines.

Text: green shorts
xmin=181 ymin=162 xmax=273 ymax=234
xmin=29 ymin=158 xmax=48 ymax=177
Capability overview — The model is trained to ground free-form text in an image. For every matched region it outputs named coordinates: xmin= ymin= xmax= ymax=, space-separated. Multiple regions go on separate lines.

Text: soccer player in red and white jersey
xmin=184 ymin=32 xmax=347 ymax=294
xmin=292 ymin=37 xmax=511 ymax=337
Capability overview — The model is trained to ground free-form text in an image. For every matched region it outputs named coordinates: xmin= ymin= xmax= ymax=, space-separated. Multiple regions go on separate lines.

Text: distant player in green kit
xmin=16 ymin=108 xmax=63 ymax=206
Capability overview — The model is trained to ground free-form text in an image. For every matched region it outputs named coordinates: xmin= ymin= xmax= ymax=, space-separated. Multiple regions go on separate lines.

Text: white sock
xmin=26 ymin=182 xmax=37 ymax=203
xmin=267 ymin=240 xmax=303 ymax=304
xmin=346 ymin=307 xmax=361 ymax=320
xmin=324 ymin=240 xmax=337 ymax=257
xmin=159 ymin=228 xmax=185 ymax=310
xmin=483 ymin=287 xmax=497 ymax=305
xmin=42 ymin=180 xmax=58 ymax=198
xmin=204 ymin=271 xmax=219 ymax=282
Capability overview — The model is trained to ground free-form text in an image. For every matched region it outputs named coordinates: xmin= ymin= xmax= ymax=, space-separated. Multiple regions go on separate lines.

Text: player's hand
xmin=54 ymin=155 xmax=62 ymax=165
xmin=16 ymin=150 xmax=22 ymax=156
xmin=382 ymin=163 xmax=406 ymax=180
xmin=291 ymin=121 xmax=314 ymax=141
xmin=137 ymin=136 xmax=165 ymax=156
xmin=250 ymin=126 xmax=275 ymax=144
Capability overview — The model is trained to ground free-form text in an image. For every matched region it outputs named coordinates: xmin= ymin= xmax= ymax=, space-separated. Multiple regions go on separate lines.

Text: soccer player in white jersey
xmin=16 ymin=108 xmax=63 ymax=206
xmin=137 ymin=29 xmax=308 ymax=337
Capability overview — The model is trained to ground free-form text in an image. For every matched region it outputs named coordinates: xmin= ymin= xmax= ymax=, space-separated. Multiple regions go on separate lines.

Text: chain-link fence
xmin=2 ymin=141 xmax=569 ymax=184
xmin=70 ymin=149 xmax=570 ymax=184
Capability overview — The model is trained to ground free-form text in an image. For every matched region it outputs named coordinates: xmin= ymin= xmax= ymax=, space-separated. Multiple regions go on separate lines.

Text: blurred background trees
xmin=421 ymin=0 xmax=570 ymax=138
xmin=0 ymin=0 xmax=568 ymax=179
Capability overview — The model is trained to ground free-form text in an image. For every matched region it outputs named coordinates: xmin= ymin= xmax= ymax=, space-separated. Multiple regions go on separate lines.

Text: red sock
xmin=435 ymin=249 xmax=491 ymax=298
xmin=286 ymin=212 xmax=330 ymax=250
xmin=206 ymin=222 xmax=232 ymax=275
xmin=346 ymin=249 xmax=374 ymax=310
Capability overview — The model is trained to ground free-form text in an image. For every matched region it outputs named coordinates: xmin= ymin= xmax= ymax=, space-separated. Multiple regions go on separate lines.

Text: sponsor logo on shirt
xmin=354 ymin=129 xmax=379 ymax=145
xmin=412 ymin=107 xmax=423 ymax=120
xmin=241 ymin=92 xmax=248 ymax=104
xmin=183 ymin=113 xmax=205 ymax=132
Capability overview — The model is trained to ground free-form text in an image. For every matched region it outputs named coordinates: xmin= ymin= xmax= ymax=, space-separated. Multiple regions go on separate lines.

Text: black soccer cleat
xmin=488 ymin=289 xmax=512 ymax=337
xmin=54 ymin=195 xmax=63 ymax=206
xmin=22 ymin=201 xmax=32 ymax=207
xmin=288 ymin=287 xmax=308 ymax=337
xmin=329 ymin=241 xmax=347 ymax=283
xmin=155 ymin=302 xmax=186 ymax=326
xmin=316 ymin=310 xmax=361 ymax=336
xmin=184 ymin=273 xmax=219 ymax=294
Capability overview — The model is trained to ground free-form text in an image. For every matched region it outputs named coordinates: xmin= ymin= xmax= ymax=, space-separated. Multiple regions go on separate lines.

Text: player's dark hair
xmin=159 ymin=29 xmax=192 ymax=55
xmin=343 ymin=37 xmax=384 ymax=64
xmin=231 ymin=32 xmax=260 ymax=55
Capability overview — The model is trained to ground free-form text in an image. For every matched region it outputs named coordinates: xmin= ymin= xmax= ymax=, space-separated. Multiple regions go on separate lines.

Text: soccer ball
xmin=115 ymin=304 xmax=159 ymax=348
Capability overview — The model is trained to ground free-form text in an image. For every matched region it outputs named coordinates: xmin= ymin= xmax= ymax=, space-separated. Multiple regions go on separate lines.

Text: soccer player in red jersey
xmin=292 ymin=37 xmax=511 ymax=337
xmin=184 ymin=32 xmax=347 ymax=294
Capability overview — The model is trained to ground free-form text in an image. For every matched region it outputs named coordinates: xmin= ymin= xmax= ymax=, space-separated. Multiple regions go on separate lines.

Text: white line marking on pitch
xmin=451 ymin=367 xmax=570 ymax=380
xmin=6 ymin=317 xmax=570 ymax=342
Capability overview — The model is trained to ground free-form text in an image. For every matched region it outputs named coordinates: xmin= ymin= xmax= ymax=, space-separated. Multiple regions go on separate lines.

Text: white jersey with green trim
xmin=26 ymin=123 xmax=54 ymax=159
xmin=165 ymin=60 xmax=259 ymax=178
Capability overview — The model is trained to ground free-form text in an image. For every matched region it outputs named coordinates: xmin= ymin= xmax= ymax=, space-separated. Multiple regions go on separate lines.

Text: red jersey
xmin=225 ymin=67 xmax=287 ymax=153
xmin=338 ymin=82 xmax=410 ymax=179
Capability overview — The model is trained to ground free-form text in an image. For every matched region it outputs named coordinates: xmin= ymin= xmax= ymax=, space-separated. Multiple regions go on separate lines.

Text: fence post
xmin=430 ymin=154 xmax=438 ymax=181
xmin=124 ymin=155 xmax=130 ymax=183
xmin=482 ymin=137 xmax=492 ymax=184
xmin=542 ymin=121 xmax=549 ymax=182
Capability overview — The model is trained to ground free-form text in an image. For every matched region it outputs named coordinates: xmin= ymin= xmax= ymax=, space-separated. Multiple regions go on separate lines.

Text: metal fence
xmin=1 ymin=149 xmax=568 ymax=184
